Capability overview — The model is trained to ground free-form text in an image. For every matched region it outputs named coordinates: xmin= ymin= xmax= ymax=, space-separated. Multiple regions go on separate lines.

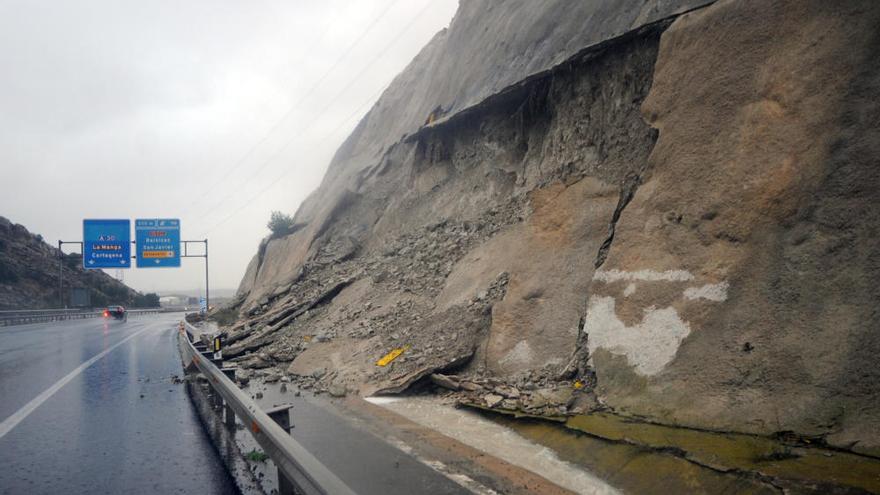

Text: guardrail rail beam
xmin=179 ymin=321 xmax=355 ymax=495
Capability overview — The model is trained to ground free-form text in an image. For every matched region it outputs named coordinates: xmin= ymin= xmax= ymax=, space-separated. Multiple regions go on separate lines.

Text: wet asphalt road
xmin=0 ymin=314 xmax=236 ymax=494
xmin=230 ymin=385 xmax=471 ymax=495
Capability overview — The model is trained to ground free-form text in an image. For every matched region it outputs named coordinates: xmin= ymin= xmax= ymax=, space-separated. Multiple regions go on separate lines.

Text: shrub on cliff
xmin=267 ymin=211 xmax=296 ymax=238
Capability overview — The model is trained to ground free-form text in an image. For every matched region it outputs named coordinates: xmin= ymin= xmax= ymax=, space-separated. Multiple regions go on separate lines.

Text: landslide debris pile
xmin=0 ymin=216 xmax=141 ymax=309
xmin=224 ymin=0 xmax=880 ymax=457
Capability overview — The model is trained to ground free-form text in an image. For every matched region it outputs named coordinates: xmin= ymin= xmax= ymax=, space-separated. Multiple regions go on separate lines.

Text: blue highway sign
xmin=135 ymin=219 xmax=181 ymax=268
xmin=83 ymin=219 xmax=131 ymax=269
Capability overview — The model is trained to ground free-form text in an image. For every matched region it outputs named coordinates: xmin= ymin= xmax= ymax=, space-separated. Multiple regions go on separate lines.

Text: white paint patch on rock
xmin=586 ymin=296 xmax=691 ymax=376
xmin=499 ymin=340 xmax=533 ymax=366
xmin=593 ymin=268 xmax=694 ymax=283
xmin=684 ymin=281 xmax=729 ymax=302
xmin=623 ymin=283 xmax=637 ymax=297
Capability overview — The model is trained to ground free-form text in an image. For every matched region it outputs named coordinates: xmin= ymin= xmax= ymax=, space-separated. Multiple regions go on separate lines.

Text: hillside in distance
xmin=0 ymin=216 xmax=148 ymax=309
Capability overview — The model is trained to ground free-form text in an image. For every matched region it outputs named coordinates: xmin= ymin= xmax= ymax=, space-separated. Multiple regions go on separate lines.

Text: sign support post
xmin=57 ymin=240 xmax=84 ymax=308
xmin=205 ymin=238 xmax=209 ymax=314
xmin=58 ymin=240 xmax=62 ymax=308
xmin=182 ymin=239 xmax=209 ymax=313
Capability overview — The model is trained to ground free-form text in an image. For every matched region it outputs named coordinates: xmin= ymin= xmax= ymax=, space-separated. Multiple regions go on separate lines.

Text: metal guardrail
xmin=0 ymin=308 xmax=95 ymax=326
xmin=179 ymin=320 xmax=355 ymax=495
xmin=0 ymin=308 xmax=162 ymax=327
xmin=127 ymin=309 xmax=163 ymax=314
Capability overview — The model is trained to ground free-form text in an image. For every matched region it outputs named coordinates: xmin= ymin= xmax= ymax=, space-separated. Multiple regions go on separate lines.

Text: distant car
xmin=103 ymin=305 xmax=127 ymax=321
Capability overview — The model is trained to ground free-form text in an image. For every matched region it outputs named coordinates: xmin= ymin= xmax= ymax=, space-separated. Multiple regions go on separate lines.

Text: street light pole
xmin=181 ymin=239 xmax=209 ymax=314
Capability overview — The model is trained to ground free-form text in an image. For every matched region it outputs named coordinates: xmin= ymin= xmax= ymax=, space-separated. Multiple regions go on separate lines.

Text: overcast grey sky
xmin=0 ymin=0 xmax=458 ymax=294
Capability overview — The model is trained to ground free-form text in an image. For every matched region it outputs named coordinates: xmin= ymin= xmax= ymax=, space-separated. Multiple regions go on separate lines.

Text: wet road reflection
xmin=0 ymin=314 xmax=236 ymax=494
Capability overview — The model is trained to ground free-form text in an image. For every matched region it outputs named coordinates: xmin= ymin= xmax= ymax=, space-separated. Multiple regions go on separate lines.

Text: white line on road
xmin=0 ymin=325 xmax=154 ymax=440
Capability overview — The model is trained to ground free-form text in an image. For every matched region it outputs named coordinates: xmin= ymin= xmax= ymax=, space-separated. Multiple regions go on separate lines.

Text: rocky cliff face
xmin=227 ymin=0 xmax=880 ymax=456
xmin=0 ymin=216 xmax=141 ymax=309
xmin=585 ymin=0 xmax=880 ymax=456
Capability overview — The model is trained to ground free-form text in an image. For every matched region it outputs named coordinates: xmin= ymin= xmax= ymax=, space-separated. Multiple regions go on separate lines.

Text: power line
xmin=194 ymin=0 xmax=434 ymax=229
xmin=198 ymin=81 xmax=389 ymax=237
xmin=183 ymin=0 xmax=402 ymax=216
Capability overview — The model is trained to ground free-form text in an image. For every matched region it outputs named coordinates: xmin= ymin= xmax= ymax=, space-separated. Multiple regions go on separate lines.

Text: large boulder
xmin=585 ymin=0 xmax=880 ymax=455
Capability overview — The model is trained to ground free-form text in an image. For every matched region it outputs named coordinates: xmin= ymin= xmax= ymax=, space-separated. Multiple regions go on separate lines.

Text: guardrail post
xmin=211 ymin=384 xmax=223 ymax=409
xmin=266 ymin=405 xmax=295 ymax=495
xmin=199 ymin=349 xmax=221 ymax=409
xmin=221 ymin=368 xmax=237 ymax=428
xmin=224 ymin=402 xmax=235 ymax=427
xmin=266 ymin=405 xmax=292 ymax=431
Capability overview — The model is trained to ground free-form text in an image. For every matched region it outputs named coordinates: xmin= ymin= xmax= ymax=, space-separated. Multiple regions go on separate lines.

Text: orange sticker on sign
xmin=142 ymin=250 xmax=175 ymax=258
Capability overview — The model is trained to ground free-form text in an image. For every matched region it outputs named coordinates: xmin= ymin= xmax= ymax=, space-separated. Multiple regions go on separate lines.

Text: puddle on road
xmin=367 ymin=396 xmax=619 ymax=495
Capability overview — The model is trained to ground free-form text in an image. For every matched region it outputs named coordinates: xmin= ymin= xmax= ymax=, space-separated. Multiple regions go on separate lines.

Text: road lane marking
xmin=0 ymin=325 xmax=154 ymax=440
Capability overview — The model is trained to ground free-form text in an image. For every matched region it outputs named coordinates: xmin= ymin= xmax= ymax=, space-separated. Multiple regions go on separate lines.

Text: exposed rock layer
xmin=229 ymin=0 xmax=880 ymax=456
xmin=235 ymin=0 xmax=711 ymax=307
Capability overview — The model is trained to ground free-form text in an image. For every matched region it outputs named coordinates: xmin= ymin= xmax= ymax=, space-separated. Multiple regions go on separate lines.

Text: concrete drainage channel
xmin=178 ymin=320 xmax=355 ymax=495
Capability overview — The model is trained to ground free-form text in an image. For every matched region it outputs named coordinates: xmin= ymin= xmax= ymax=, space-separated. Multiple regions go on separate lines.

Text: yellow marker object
xmin=376 ymin=346 xmax=408 ymax=367
xmin=574 ymin=380 xmax=584 ymax=389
